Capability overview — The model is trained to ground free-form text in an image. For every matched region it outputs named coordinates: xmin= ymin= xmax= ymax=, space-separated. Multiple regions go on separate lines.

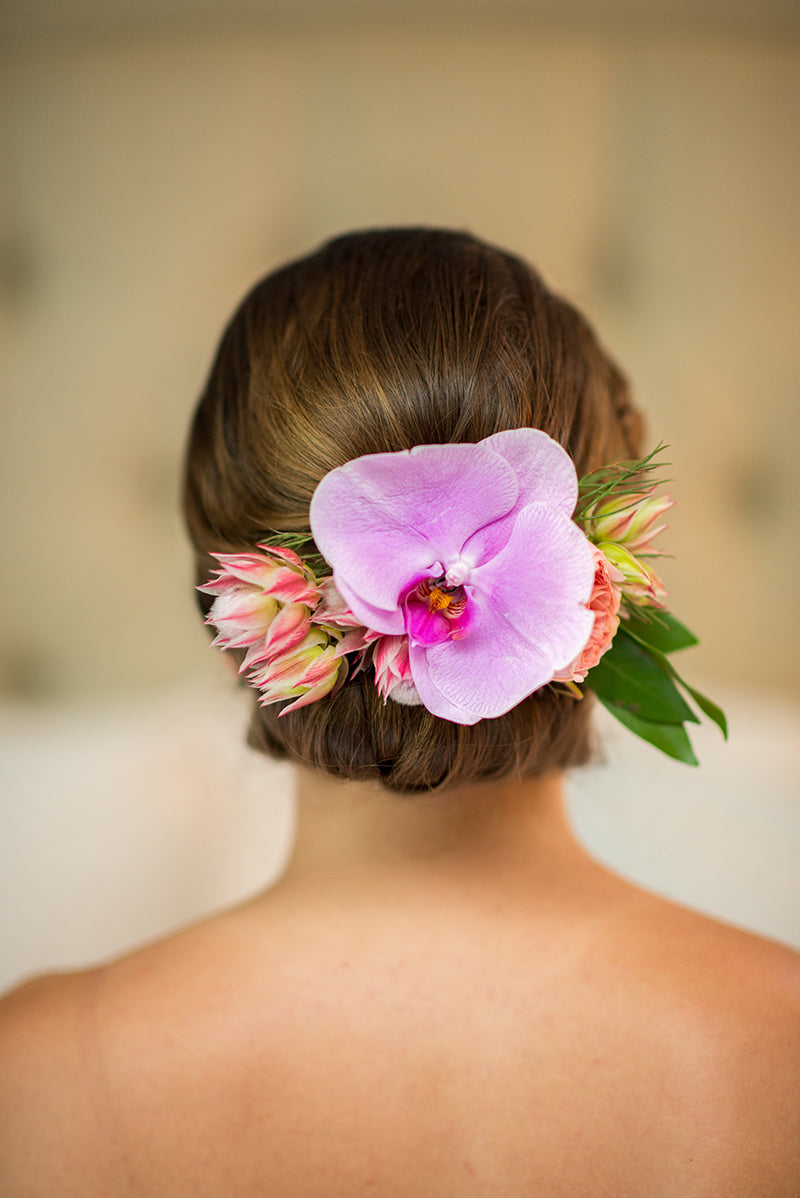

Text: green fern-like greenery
xmin=257 ymin=530 xmax=332 ymax=579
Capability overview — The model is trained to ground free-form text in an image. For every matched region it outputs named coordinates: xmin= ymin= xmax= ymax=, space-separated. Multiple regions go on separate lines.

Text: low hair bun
xmin=184 ymin=228 xmax=642 ymax=793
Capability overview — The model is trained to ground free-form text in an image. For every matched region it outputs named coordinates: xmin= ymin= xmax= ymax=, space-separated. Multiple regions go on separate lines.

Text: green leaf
xmin=586 ymin=631 xmax=698 ymax=724
xmin=622 ymin=609 xmax=699 ymax=654
xmin=680 ymin=682 xmax=728 ymax=740
xmin=624 ymin=636 xmax=728 ymax=740
xmin=258 ymin=530 xmax=332 ymax=578
xmin=599 ymin=699 xmax=699 ymax=765
xmin=576 ymin=443 xmax=670 ymax=518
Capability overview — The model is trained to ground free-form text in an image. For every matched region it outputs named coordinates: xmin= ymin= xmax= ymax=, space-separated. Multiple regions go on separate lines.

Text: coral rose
xmin=553 ymin=546 xmax=623 ymax=684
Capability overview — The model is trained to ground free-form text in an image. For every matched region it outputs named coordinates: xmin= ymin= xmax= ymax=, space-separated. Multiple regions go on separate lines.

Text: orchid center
xmin=402 ymin=576 xmax=473 ymax=648
xmin=444 ymin=559 xmax=472 ymax=587
xmin=418 ymin=577 xmax=468 ymax=620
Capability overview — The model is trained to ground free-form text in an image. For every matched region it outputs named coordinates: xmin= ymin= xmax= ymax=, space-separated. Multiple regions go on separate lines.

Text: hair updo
xmin=183 ymin=228 xmax=643 ymax=794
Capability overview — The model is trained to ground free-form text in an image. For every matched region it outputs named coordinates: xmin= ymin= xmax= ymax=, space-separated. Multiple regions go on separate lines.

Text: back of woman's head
xmin=183 ymin=228 xmax=643 ymax=793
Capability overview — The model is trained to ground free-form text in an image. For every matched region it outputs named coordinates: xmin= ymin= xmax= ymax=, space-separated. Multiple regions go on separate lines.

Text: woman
xmin=2 ymin=229 xmax=798 ymax=1195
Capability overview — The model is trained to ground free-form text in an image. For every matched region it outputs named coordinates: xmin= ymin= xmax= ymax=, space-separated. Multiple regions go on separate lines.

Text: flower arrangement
xmin=200 ymin=431 xmax=726 ymax=764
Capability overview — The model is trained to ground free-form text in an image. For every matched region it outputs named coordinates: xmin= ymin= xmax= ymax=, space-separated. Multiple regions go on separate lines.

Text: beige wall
xmin=2 ymin=11 xmax=799 ymax=702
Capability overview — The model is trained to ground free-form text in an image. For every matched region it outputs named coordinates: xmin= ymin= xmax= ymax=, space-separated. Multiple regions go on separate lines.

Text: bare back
xmin=2 ymin=851 xmax=800 ymax=1197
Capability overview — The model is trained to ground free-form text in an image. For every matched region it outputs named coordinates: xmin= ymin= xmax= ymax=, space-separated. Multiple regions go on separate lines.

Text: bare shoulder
xmin=617 ymin=879 xmax=800 ymax=1023
xmin=2 ymin=890 xmax=799 ymax=1196
xmin=0 ymin=968 xmax=120 ymax=1197
xmin=601 ymin=878 xmax=800 ymax=1185
xmin=0 ymin=914 xmax=291 ymax=1198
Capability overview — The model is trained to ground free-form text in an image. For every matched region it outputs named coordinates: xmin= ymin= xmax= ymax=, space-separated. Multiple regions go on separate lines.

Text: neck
xmin=277 ymin=767 xmax=590 ymax=891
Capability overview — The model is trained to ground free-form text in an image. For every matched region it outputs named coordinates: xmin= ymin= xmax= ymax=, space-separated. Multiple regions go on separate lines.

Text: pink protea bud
xmin=247 ymin=628 xmax=346 ymax=715
xmin=315 ymin=576 xmax=379 ymax=663
xmin=586 ymin=488 xmax=674 ymax=554
xmin=315 ymin=577 xmax=357 ymax=623
xmin=204 ymin=588 xmax=281 ymax=650
xmin=599 ymin=542 xmax=667 ymax=608
xmin=239 ymin=602 xmax=315 ymax=672
xmin=372 ymin=634 xmax=420 ymax=705
xmin=200 ymin=544 xmax=320 ymax=605
xmin=200 ymin=544 xmax=321 ymax=651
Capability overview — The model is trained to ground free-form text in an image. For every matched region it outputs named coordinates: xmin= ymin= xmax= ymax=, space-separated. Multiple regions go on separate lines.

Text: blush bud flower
xmin=199 ymin=544 xmax=321 ymax=650
xmin=598 ymin=542 xmax=667 ymax=607
xmin=372 ymin=635 xmax=421 ymax=706
xmin=586 ymin=488 xmax=674 ymax=554
xmin=247 ymin=628 xmax=346 ymax=715
xmin=239 ymin=602 xmax=315 ymax=673
xmin=315 ymin=577 xmax=378 ymax=659
xmin=199 ymin=543 xmax=346 ymax=712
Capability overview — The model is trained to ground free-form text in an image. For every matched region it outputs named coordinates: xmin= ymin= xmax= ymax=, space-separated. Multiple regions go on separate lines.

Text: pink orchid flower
xmin=309 ymin=429 xmax=596 ymax=725
xmin=316 ymin=579 xmax=420 ymax=702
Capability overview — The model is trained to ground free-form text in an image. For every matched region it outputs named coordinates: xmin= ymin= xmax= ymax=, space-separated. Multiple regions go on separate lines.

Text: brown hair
xmin=183 ymin=228 xmax=643 ymax=794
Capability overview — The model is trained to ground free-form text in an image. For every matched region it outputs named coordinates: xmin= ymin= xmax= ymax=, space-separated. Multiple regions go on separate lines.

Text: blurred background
xmin=1 ymin=0 xmax=799 ymax=991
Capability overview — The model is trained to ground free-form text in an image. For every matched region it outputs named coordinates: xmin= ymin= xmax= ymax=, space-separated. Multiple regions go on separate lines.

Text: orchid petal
xmin=406 ymin=645 xmax=481 ymax=723
xmin=328 ymin=589 xmax=407 ymax=638
xmin=482 ymin=428 xmax=578 ymax=516
xmin=310 ymin=442 xmax=519 ymax=628
xmin=441 ymin=429 xmax=580 ymax=580
xmin=404 ymin=599 xmax=452 ymax=647
xmin=410 ymin=506 xmax=595 ymax=723
xmin=469 ymin=504 xmax=595 ymax=658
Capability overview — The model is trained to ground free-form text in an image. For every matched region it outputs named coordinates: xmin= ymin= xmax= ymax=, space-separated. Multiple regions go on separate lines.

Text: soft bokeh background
xmin=2 ymin=0 xmax=799 ymax=991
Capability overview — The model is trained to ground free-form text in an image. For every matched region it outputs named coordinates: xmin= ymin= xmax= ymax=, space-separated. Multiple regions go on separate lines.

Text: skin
xmin=1 ymin=767 xmax=799 ymax=1197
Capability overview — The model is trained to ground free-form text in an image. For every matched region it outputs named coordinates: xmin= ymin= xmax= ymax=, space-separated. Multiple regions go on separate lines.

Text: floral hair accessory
xmin=198 ymin=545 xmax=346 ymax=714
xmin=310 ymin=430 xmax=596 ymax=724
xmin=201 ymin=433 xmax=726 ymax=765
